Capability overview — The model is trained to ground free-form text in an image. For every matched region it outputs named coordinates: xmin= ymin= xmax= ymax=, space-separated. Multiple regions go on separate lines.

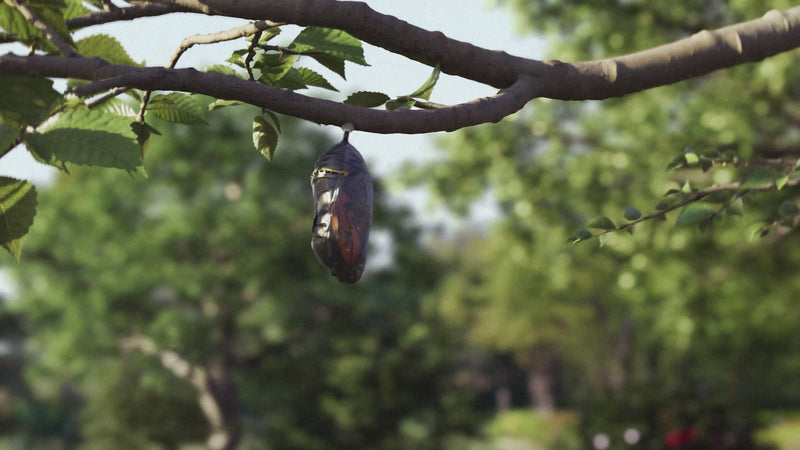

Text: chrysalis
xmin=310 ymin=128 xmax=373 ymax=283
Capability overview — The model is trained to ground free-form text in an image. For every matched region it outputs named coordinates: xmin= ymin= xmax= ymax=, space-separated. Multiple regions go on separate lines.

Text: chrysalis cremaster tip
xmin=310 ymin=127 xmax=373 ymax=283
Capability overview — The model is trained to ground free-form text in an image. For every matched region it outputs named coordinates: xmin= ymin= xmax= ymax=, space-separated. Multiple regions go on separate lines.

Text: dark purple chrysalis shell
xmin=310 ymin=132 xmax=373 ymax=283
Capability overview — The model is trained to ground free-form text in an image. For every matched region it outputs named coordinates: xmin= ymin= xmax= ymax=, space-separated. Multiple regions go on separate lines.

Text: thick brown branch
xmin=3 ymin=5 xmax=800 ymax=134
xmin=65 ymin=2 xmax=190 ymax=28
xmin=157 ymin=0 xmax=800 ymax=95
xmin=0 ymin=53 xmax=537 ymax=133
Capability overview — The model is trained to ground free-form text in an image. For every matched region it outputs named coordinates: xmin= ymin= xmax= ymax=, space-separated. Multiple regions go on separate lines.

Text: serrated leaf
xmin=386 ymin=99 xmax=416 ymax=110
xmin=76 ymin=34 xmax=141 ymax=66
xmin=253 ymin=114 xmax=279 ymax=161
xmin=0 ymin=122 xmax=19 ymax=151
xmin=147 ymin=93 xmax=206 ymax=125
xmin=624 ymin=205 xmax=642 ymax=221
xmin=64 ymin=0 xmax=90 ymax=20
xmin=205 ymin=64 xmax=242 ymax=77
xmin=588 ymin=216 xmax=616 ymax=230
xmin=269 ymin=67 xmax=308 ymax=90
xmin=289 ymin=27 xmax=368 ymax=66
xmin=675 ymin=203 xmax=716 ymax=226
xmin=307 ymin=53 xmax=347 ymax=79
xmin=94 ymin=97 xmax=137 ymax=117
xmin=0 ymin=1 xmax=72 ymax=53
xmin=0 ymin=177 xmax=37 ymax=262
xmin=778 ymin=200 xmax=799 ymax=217
xmin=256 ymin=53 xmax=298 ymax=80
xmin=0 ymin=75 xmax=62 ymax=127
xmin=295 ymin=67 xmax=338 ymax=91
xmin=344 ymin=91 xmax=390 ymax=108
xmin=23 ymin=109 xmax=142 ymax=169
xmin=408 ymin=64 xmax=440 ymax=100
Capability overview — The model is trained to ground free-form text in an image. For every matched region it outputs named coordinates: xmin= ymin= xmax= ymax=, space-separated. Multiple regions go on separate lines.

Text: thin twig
xmin=580 ymin=177 xmax=800 ymax=240
xmin=3 ymin=0 xmax=76 ymax=56
xmin=168 ymin=20 xmax=281 ymax=69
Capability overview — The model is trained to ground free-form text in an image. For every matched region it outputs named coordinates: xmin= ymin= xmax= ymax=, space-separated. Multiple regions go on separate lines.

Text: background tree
xmin=411 ymin=0 xmax=800 ymax=447
xmin=1 ymin=1 xmax=800 ymax=257
xmin=2 ymin=107 xmax=477 ymax=449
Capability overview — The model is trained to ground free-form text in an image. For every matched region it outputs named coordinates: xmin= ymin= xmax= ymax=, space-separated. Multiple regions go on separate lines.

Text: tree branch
xmin=0 ymin=53 xmax=537 ymax=133
xmin=3 ymin=0 xmax=76 ymax=56
xmin=65 ymin=2 xmax=190 ymax=28
xmin=2 ymin=5 xmax=799 ymax=134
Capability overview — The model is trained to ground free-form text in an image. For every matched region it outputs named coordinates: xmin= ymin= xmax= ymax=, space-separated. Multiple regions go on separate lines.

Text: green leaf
xmin=253 ymin=113 xmax=279 ymax=161
xmin=588 ymin=216 xmax=616 ymax=230
xmin=344 ymin=91 xmax=391 ymax=108
xmin=675 ymin=203 xmax=716 ymax=226
xmin=727 ymin=197 xmax=744 ymax=216
xmin=205 ymin=64 xmax=242 ymax=77
xmin=408 ymin=65 xmax=441 ymax=100
xmin=23 ymin=109 xmax=142 ymax=169
xmin=680 ymin=178 xmax=693 ymax=194
xmin=740 ymin=168 xmax=776 ymax=190
xmin=624 ymin=205 xmax=642 ymax=221
xmin=683 ymin=149 xmax=699 ymax=167
xmin=386 ymin=99 xmax=416 ymax=110
xmin=268 ymin=67 xmax=308 ymax=90
xmin=208 ymin=99 xmax=245 ymax=111
xmin=289 ymin=27 xmax=368 ymax=66
xmin=566 ymin=228 xmax=593 ymax=244
xmin=75 ymin=34 xmax=141 ymax=66
xmin=295 ymin=67 xmax=338 ymax=91
xmin=147 ymin=93 xmax=207 ymax=125
xmin=0 ymin=1 xmax=71 ymax=53
xmin=776 ymin=174 xmax=790 ymax=190
xmin=0 ymin=75 xmax=62 ymax=127
xmin=0 ymin=122 xmax=20 ymax=151
xmin=256 ymin=53 xmax=298 ymax=80
xmin=0 ymin=177 xmax=37 ymax=262
xmin=777 ymin=200 xmax=799 ymax=217
xmin=307 ymin=53 xmax=347 ymax=79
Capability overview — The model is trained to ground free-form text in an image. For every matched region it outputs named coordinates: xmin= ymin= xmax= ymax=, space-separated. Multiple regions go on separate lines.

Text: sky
xmin=0 ymin=1 xmax=545 ymax=293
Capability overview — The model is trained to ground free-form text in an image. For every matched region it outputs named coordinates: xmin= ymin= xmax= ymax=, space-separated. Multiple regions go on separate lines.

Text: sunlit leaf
xmin=23 ymin=109 xmax=142 ymax=169
xmin=408 ymin=65 xmax=441 ymax=100
xmin=289 ymin=27 xmax=368 ymax=66
xmin=76 ymin=34 xmax=141 ymax=66
xmin=0 ymin=177 xmax=37 ymax=262
xmin=147 ymin=93 xmax=206 ymax=125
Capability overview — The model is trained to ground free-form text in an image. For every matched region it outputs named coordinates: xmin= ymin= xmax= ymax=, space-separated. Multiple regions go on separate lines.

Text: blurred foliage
xmin=409 ymin=1 xmax=800 ymax=448
xmin=0 ymin=105 xmax=478 ymax=448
